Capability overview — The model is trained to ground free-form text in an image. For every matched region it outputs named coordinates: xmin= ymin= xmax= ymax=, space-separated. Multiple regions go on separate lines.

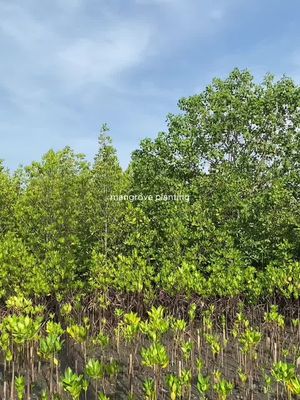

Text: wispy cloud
xmin=0 ymin=3 xmax=46 ymax=47
xmin=57 ymin=24 xmax=153 ymax=88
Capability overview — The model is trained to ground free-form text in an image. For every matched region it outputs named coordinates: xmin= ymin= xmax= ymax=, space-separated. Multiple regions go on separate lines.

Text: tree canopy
xmin=1 ymin=69 xmax=300 ymax=302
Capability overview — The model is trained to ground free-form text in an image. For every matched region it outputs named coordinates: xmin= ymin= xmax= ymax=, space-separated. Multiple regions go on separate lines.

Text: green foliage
xmin=85 ymin=124 xmax=128 ymax=259
xmin=0 ymin=165 xmax=18 ymax=234
xmin=264 ymin=305 xmax=285 ymax=328
xmin=15 ymin=147 xmax=90 ymax=296
xmin=3 ymin=314 xmax=42 ymax=345
xmin=15 ymin=375 xmax=26 ymax=400
xmin=272 ymin=361 xmax=295 ymax=383
xmin=1 ymin=69 xmax=300 ymax=304
xmin=141 ymin=342 xmax=169 ymax=369
xmin=264 ymin=262 xmax=300 ymax=299
xmin=213 ymin=371 xmax=234 ymax=400
xmin=62 ymin=368 xmax=88 ymax=400
xmin=180 ymin=340 xmax=193 ymax=361
xmin=131 ymin=68 xmax=300 ymax=288
xmin=166 ymin=374 xmax=182 ymax=400
xmin=143 ymin=378 xmax=156 ymax=400
xmin=239 ymin=327 xmax=262 ymax=354
xmin=85 ymin=359 xmax=105 ymax=380
xmin=205 ymin=334 xmax=221 ymax=357
xmin=38 ymin=324 xmax=64 ymax=366
xmin=67 ymin=324 xmax=88 ymax=344
xmin=287 ymin=376 xmax=300 ymax=395
xmin=93 ymin=330 xmax=110 ymax=348
xmin=120 ymin=312 xmax=141 ymax=343
xmin=3 ymin=85 xmax=300 ymax=399
xmin=39 ymin=334 xmax=61 ymax=359
xmin=98 ymin=392 xmax=110 ymax=400
xmin=196 ymin=374 xmax=210 ymax=398
xmin=140 ymin=306 xmax=170 ymax=342
xmin=0 ymin=233 xmax=45 ymax=299
xmin=105 ymin=360 xmax=120 ymax=378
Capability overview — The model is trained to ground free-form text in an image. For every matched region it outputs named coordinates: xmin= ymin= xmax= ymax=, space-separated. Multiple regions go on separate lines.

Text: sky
xmin=1 ymin=0 xmax=300 ymax=170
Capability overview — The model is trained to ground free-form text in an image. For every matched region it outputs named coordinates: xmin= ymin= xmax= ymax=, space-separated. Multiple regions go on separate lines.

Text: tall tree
xmin=15 ymin=147 xmax=90 ymax=296
xmin=0 ymin=161 xmax=18 ymax=236
xmin=85 ymin=125 xmax=127 ymax=258
xmin=130 ymin=69 xmax=300 ymax=269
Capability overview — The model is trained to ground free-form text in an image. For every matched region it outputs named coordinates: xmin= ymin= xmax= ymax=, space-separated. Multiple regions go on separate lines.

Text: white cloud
xmin=57 ymin=24 xmax=153 ymax=87
xmin=0 ymin=3 xmax=46 ymax=47
xmin=0 ymin=0 xmax=234 ymax=103
xmin=0 ymin=1 xmax=154 ymax=108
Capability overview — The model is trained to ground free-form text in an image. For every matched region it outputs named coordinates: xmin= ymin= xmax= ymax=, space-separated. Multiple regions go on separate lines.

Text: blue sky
xmin=1 ymin=0 xmax=300 ymax=170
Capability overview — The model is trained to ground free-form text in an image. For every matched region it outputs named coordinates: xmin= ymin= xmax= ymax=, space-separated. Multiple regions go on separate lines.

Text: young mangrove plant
xmin=166 ymin=374 xmax=182 ymax=400
xmin=15 ymin=375 xmax=26 ymax=400
xmin=141 ymin=342 xmax=169 ymax=397
xmin=85 ymin=359 xmax=105 ymax=399
xmin=143 ymin=378 xmax=156 ymax=400
xmin=272 ymin=361 xmax=297 ymax=400
xmin=62 ymin=367 xmax=88 ymax=400
xmin=213 ymin=371 xmax=234 ymax=400
xmin=196 ymin=373 xmax=210 ymax=400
